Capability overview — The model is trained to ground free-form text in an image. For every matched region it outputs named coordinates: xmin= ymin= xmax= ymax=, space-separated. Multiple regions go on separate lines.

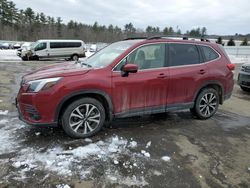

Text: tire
xmin=240 ymin=86 xmax=250 ymax=92
xmin=61 ymin=98 xmax=106 ymax=138
xmin=21 ymin=56 xmax=28 ymax=61
xmin=190 ymin=88 xmax=219 ymax=120
xmin=71 ymin=54 xmax=79 ymax=61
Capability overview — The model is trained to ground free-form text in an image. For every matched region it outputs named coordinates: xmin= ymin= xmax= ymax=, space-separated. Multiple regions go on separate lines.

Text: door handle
xmin=199 ymin=69 xmax=206 ymax=75
xmin=157 ymin=73 xmax=168 ymax=78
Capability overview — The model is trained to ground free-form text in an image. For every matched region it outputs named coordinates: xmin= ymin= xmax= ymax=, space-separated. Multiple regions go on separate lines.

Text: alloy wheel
xmin=69 ymin=104 xmax=101 ymax=134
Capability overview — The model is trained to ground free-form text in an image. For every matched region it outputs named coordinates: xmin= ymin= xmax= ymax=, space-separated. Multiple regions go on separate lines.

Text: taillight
xmin=227 ymin=64 xmax=235 ymax=71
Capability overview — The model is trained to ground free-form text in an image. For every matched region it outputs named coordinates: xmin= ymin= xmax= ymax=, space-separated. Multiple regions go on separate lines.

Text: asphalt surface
xmin=0 ymin=60 xmax=250 ymax=188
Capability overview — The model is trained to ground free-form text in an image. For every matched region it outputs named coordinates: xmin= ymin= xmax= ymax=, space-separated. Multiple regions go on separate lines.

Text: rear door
xmin=167 ymin=43 xmax=207 ymax=106
xmin=112 ymin=43 xmax=169 ymax=116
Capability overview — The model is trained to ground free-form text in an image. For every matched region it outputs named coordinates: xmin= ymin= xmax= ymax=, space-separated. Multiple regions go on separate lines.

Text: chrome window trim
xmin=112 ymin=42 xmax=221 ymax=72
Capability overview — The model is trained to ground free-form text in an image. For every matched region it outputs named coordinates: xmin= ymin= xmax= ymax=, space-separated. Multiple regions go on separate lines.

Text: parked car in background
xmin=238 ymin=63 xmax=250 ymax=92
xmin=0 ymin=43 xmax=10 ymax=49
xmin=13 ymin=43 xmax=21 ymax=49
xmin=20 ymin=40 xmax=86 ymax=61
xmin=17 ymin=37 xmax=235 ymax=138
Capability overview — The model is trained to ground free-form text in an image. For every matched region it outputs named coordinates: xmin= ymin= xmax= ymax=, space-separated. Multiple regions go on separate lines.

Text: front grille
xmin=242 ymin=81 xmax=250 ymax=87
xmin=24 ymin=104 xmax=41 ymax=120
xmin=239 ymin=74 xmax=250 ymax=80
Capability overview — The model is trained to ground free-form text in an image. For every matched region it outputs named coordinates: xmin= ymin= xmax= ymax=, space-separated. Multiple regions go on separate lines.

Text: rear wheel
xmin=62 ymin=98 xmax=105 ymax=138
xmin=240 ymin=86 xmax=250 ymax=92
xmin=190 ymin=88 xmax=219 ymax=119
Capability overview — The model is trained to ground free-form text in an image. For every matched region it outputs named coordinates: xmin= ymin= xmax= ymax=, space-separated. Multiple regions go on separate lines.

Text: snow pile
xmin=0 ymin=110 xmax=8 ymax=115
xmin=0 ymin=49 xmax=21 ymax=61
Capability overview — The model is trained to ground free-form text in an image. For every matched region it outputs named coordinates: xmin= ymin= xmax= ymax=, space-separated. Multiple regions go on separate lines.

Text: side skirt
xmin=114 ymin=102 xmax=194 ymax=118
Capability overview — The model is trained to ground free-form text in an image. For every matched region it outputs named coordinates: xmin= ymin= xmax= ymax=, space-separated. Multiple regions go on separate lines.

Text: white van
xmin=21 ymin=40 xmax=86 ymax=61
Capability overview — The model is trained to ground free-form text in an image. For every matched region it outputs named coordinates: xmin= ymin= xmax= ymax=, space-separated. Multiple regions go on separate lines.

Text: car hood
xmin=243 ymin=63 xmax=250 ymax=67
xmin=23 ymin=62 xmax=91 ymax=82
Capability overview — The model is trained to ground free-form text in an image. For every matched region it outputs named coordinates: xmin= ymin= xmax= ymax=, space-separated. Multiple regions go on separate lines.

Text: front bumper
xmin=238 ymin=72 xmax=250 ymax=88
xmin=16 ymin=93 xmax=58 ymax=127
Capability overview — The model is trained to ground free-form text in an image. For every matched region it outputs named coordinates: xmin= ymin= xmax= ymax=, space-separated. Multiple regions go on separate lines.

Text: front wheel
xmin=190 ymin=88 xmax=219 ymax=119
xmin=62 ymin=98 xmax=106 ymax=138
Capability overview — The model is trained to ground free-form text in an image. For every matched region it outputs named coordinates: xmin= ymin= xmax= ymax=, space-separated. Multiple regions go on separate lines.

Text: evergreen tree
xmin=240 ymin=38 xmax=249 ymax=46
xmin=227 ymin=38 xmax=235 ymax=46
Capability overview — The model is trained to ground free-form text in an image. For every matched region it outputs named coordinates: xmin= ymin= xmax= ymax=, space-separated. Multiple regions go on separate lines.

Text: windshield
xmin=82 ymin=40 xmax=139 ymax=68
xmin=31 ymin=41 xmax=39 ymax=49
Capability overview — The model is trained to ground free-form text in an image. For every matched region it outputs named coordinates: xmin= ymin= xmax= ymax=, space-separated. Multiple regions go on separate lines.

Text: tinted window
xmin=200 ymin=46 xmax=219 ymax=62
xmin=169 ymin=44 xmax=200 ymax=66
xmin=34 ymin=42 xmax=47 ymax=51
xmin=50 ymin=42 xmax=81 ymax=48
xmin=115 ymin=44 xmax=165 ymax=70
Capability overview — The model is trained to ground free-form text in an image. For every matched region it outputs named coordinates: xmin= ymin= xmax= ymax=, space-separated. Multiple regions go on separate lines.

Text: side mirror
xmin=121 ymin=63 xmax=138 ymax=77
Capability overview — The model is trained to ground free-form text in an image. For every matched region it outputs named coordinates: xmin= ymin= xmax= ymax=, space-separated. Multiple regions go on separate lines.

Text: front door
xmin=112 ymin=43 xmax=169 ymax=116
xmin=34 ymin=42 xmax=48 ymax=58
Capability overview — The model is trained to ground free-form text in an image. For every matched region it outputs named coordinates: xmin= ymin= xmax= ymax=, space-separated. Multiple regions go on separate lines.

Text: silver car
xmin=238 ymin=63 xmax=250 ymax=92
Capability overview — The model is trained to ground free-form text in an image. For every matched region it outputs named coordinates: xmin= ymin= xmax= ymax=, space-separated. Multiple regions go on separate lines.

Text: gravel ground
xmin=0 ymin=57 xmax=250 ymax=188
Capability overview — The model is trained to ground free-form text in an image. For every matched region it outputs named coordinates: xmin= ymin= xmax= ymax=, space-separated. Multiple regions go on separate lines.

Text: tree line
xmin=0 ymin=0 xmax=249 ymax=44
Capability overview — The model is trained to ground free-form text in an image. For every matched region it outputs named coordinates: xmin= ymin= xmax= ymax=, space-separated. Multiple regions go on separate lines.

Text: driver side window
xmin=114 ymin=43 xmax=165 ymax=71
xmin=35 ymin=42 xmax=47 ymax=51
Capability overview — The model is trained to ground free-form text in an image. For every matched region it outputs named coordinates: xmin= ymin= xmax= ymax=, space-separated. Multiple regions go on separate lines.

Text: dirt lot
xmin=0 ymin=60 xmax=250 ymax=188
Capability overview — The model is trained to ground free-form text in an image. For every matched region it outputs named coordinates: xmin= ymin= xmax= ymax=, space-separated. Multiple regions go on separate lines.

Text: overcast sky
xmin=12 ymin=0 xmax=250 ymax=35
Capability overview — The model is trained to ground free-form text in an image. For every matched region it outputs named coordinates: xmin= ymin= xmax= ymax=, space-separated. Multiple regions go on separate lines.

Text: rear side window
xmin=200 ymin=46 xmax=219 ymax=62
xmin=169 ymin=44 xmax=200 ymax=66
xmin=50 ymin=42 xmax=81 ymax=49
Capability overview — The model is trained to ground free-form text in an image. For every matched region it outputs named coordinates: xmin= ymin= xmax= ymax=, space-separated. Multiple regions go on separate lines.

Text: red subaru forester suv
xmin=17 ymin=37 xmax=235 ymax=138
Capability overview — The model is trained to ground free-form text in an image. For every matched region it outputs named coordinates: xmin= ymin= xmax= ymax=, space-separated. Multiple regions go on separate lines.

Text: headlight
xmin=27 ymin=77 xmax=62 ymax=92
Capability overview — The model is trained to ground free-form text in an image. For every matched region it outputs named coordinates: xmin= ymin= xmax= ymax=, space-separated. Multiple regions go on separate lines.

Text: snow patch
xmin=56 ymin=184 xmax=71 ymax=188
xmin=11 ymin=136 xmax=131 ymax=178
xmin=141 ymin=150 xmax=150 ymax=158
xmin=0 ymin=119 xmax=9 ymax=124
xmin=0 ymin=110 xmax=8 ymax=115
xmin=161 ymin=156 xmax=171 ymax=162
xmin=106 ymin=169 xmax=148 ymax=187
xmin=0 ymin=118 xmax=24 ymax=154
xmin=146 ymin=141 xmax=151 ymax=148
xmin=128 ymin=140 xmax=137 ymax=148
xmin=84 ymin=138 xmax=92 ymax=142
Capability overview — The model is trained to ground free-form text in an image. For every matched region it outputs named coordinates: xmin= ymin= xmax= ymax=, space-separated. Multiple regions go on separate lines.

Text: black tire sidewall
xmin=194 ymin=88 xmax=219 ymax=119
xmin=72 ymin=54 xmax=79 ymax=61
xmin=62 ymin=98 xmax=106 ymax=138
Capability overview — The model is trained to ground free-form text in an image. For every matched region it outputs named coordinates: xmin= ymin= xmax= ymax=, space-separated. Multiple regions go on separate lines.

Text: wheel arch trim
xmin=193 ymin=81 xmax=224 ymax=104
xmin=54 ymin=89 xmax=113 ymax=122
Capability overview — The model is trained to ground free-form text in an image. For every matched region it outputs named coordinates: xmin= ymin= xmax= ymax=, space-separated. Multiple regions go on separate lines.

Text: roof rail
xmin=123 ymin=37 xmax=147 ymax=40
xmin=147 ymin=35 xmax=167 ymax=40
xmin=123 ymin=36 xmax=211 ymax=42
